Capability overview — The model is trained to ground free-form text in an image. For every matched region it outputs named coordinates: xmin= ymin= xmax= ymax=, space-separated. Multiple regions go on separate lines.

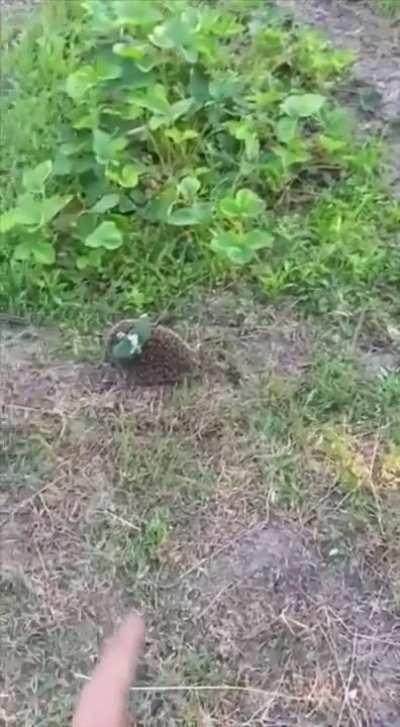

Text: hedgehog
xmin=105 ymin=316 xmax=197 ymax=386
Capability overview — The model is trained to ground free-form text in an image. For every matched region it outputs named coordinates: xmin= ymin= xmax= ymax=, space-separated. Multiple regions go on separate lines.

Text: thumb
xmin=73 ymin=613 xmax=145 ymax=727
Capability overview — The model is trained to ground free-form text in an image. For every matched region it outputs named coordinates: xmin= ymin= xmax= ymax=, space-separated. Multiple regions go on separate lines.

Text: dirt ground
xmin=1 ymin=2 xmax=400 ymax=726
xmin=1 ymin=288 xmax=400 ymax=726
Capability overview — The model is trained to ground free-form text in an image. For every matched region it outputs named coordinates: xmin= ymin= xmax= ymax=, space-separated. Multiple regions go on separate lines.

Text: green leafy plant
xmin=1 ymin=160 xmax=72 ymax=265
xmin=0 ymin=0 xmax=398 ymax=318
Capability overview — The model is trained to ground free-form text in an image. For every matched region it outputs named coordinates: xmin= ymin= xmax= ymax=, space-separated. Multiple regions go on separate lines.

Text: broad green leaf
xmin=59 ymin=141 xmax=86 ymax=156
xmin=13 ymin=241 xmax=33 ymax=261
xmin=93 ymin=129 xmax=127 ymax=164
xmin=53 ymin=153 xmax=74 ymax=176
xmin=114 ymin=0 xmax=162 ymax=26
xmin=81 ymin=0 xmax=114 ymax=32
xmin=318 ymin=135 xmax=346 ymax=154
xmin=281 ymin=93 xmax=326 ymax=118
xmin=136 ymin=84 xmax=171 ymax=115
xmin=276 ymin=117 xmax=298 ymax=144
xmin=113 ymin=42 xmax=147 ymax=61
xmin=167 ymin=202 xmax=212 ymax=226
xmin=118 ymin=194 xmax=136 ymax=213
xmin=210 ymin=78 xmax=242 ymax=100
xmin=136 ymin=54 xmax=160 ymax=73
xmin=85 ymin=221 xmax=123 ymax=250
xmin=211 ymin=228 xmax=272 ymax=265
xmin=13 ymin=194 xmax=42 ymax=226
xmin=9 ymin=195 xmax=72 ymax=231
xmin=77 ymin=249 xmax=103 ymax=270
xmin=148 ymin=115 xmax=168 ymax=131
xmin=210 ymin=230 xmax=236 ymax=251
xmin=242 ymin=229 xmax=273 ymax=250
xmin=73 ymin=111 xmax=99 ymax=129
xmin=66 ymin=66 xmax=97 ymax=100
xmin=170 ymin=98 xmax=193 ymax=120
xmin=323 ymin=107 xmax=355 ymax=141
xmin=165 ymin=127 xmax=199 ymax=144
xmin=245 ymin=133 xmax=260 ymax=161
xmin=23 ymin=160 xmax=52 ymax=193
xmin=218 ymin=196 xmax=241 ymax=218
xmin=219 ymin=189 xmax=264 ymax=219
xmin=144 ymin=187 xmax=176 ymax=222
xmin=120 ymin=64 xmax=156 ymax=89
xmin=177 ymin=176 xmax=201 ymax=200
xmin=226 ymin=119 xmax=260 ymax=158
xmin=150 ymin=14 xmax=198 ymax=63
xmin=211 ymin=231 xmax=254 ymax=265
xmin=75 ymin=213 xmax=100 ymax=240
xmin=90 ymin=194 xmax=120 ymax=213
xmin=189 ymin=67 xmax=210 ymax=104
xmin=40 ymin=195 xmax=73 ymax=226
xmin=93 ymin=57 xmax=122 ymax=81
xmin=32 ymin=241 xmax=56 ymax=265
xmin=225 ymin=247 xmax=255 ymax=265
xmin=274 ymin=141 xmax=311 ymax=167
xmin=76 ymin=255 xmax=90 ymax=270
xmin=226 ymin=120 xmax=253 ymax=141
xmin=236 ymin=189 xmax=264 ymax=217
xmin=106 ymin=163 xmax=141 ymax=188
xmin=0 ymin=209 xmax=18 ymax=233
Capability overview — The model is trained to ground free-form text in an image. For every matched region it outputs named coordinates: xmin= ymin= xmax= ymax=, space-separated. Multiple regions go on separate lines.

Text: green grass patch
xmin=1 ymin=0 xmax=399 ymax=321
xmin=378 ymin=0 xmax=400 ymax=18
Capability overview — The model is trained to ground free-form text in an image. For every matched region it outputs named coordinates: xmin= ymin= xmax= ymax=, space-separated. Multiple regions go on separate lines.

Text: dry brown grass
xmin=1 ymin=306 xmax=399 ymax=726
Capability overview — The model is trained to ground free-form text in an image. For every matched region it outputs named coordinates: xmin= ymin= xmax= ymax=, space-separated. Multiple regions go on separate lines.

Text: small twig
xmin=321 ymin=605 xmax=400 ymax=648
xmin=104 ymin=510 xmax=141 ymax=532
xmin=0 ymin=314 xmax=29 ymax=325
xmin=367 ymin=429 xmax=385 ymax=537
xmin=0 ymin=472 xmax=66 ymax=527
xmin=73 ymin=673 xmax=306 ymax=702
xmin=194 ymin=581 xmax=236 ymax=622
xmin=319 ymin=608 xmax=359 ymax=727
xmin=338 ymin=630 xmax=358 ymax=726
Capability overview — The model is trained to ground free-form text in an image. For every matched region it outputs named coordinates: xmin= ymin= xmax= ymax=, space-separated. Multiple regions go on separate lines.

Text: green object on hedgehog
xmin=110 ymin=316 xmax=153 ymax=364
xmin=105 ymin=316 xmax=197 ymax=385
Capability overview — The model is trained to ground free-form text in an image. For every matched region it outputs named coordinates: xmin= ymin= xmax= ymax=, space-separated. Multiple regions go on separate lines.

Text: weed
xmin=378 ymin=0 xmax=400 ymax=18
xmin=1 ymin=0 xmax=398 ymax=320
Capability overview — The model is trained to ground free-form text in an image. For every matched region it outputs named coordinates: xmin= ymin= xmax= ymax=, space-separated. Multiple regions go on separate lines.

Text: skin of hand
xmin=72 ymin=613 xmax=145 ymax=727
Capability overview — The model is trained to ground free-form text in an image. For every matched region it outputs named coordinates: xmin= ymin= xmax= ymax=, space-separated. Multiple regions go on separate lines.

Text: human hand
xmin=73 ymin=613 xmax=145 ymax=727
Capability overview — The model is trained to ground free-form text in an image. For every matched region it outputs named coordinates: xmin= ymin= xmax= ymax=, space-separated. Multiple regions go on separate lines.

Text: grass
xmin=2 ymin=299 xmax=400 ymax=724
xmin=378 ymin=0 xmax=400 ymax=18
xmin=1 ymin=1 xmax=400 ymax=725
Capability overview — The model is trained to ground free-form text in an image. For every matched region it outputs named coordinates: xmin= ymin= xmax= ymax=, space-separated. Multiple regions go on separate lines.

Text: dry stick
xmin=337 ymin=630 xmax=358 ymax=727
xmin=194 ymin=580 xmax=237 ymax=622
xmin=367 ymin=428 xmax=385 ymax=537
xmin=104 ymin=510 xmax=141 ymax=532
xmin=244 ymin=657 xmax=293 ymax=726
xmin=73 ymin=674 xmax=306 ymax=703
xmin=324 ymin=605 xmax=400 ymax=648
xmin=319 ymin=608 xmax=359 ymax=727
xmin=0 ymin=471 xmax=67 ymax=527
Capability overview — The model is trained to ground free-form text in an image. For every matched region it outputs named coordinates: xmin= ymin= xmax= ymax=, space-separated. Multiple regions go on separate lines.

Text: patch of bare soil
xmin=276 ymin=0 xmax=400 ymax=193
xmin=2 ymin=307 xmax=399 ymax=726
xmin=164 ymin=520 xmax=400 ymax=726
